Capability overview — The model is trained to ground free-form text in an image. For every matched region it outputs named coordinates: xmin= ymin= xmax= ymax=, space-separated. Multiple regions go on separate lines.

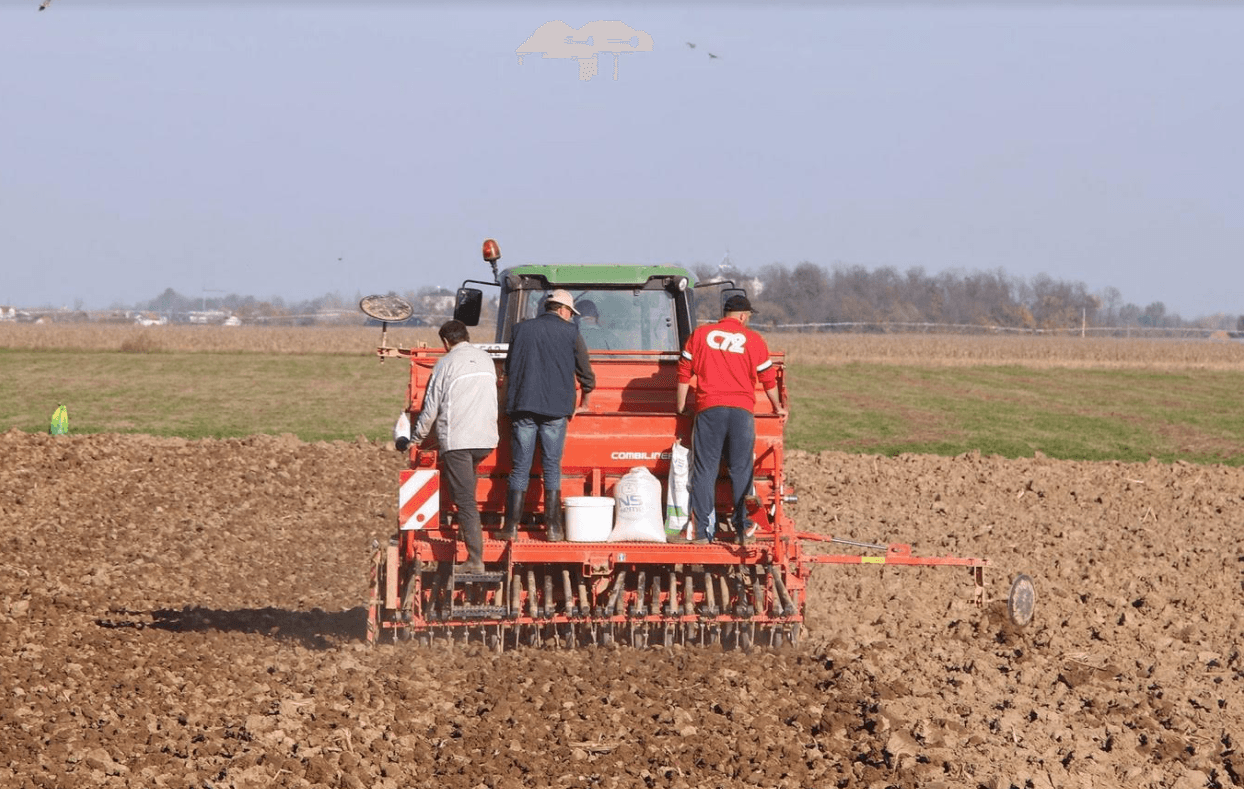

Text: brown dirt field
xmin=3 ymin=431 xmax=1241 ymax=789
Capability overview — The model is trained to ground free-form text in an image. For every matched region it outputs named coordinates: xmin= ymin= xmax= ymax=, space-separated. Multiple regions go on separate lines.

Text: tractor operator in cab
xmin=500 ymin=289 xmax=595 ymax=542
xmin=676 ymin=294 xmax=785 ymax=544
xmin=401 ymin=320 xmax=499 ymax=574
xmin=574 ymin=298 xmax=614 ymax=350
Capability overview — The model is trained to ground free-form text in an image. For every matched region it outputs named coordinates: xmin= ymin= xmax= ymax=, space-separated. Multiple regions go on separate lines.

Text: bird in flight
xmin=686 ymin=42 xmax=696 ymax=49
xmin=708 ymin=52 xmax=719 ymax=59
xmin=38 ymin=0 xmax=53 ymax=9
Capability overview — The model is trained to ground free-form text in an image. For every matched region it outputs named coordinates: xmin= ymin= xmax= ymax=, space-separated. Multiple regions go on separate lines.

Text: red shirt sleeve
xmin=677 ymin=328 xmax=700 ymax=384
xmin=750 ymin=331 xmax=777 ymax=388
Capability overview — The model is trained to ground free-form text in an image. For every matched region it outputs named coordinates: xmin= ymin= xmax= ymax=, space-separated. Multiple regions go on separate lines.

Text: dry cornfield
xmin=777 ymin=332 xmax=1244 ymax=370
xmin=0 ymin=324 xmax=440 ymax=355
xmin=3 ymin=323 xmax=1244 ymax=369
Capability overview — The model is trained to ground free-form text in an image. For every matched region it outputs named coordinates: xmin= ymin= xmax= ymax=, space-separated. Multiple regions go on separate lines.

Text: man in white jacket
xmin=400 ymin=320 xmax=499 ymax=574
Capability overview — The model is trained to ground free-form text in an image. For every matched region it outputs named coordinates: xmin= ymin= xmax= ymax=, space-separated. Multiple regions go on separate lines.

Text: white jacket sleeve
xmin=410 ymin=369 xmax=442 ymax=445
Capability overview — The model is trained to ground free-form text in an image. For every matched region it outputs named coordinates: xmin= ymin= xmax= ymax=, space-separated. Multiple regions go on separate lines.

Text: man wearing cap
xmin=500 ymin=289 xmax=596 ymax=542
xmin=676 ymin=294 xmax=786 ymax=544
xmin=574 ymin=298 xmax=615 ymax=350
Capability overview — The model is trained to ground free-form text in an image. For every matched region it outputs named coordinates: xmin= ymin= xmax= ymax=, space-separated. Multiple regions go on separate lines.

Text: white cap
xmin=547 ymin=289 xmax=580 ymax=315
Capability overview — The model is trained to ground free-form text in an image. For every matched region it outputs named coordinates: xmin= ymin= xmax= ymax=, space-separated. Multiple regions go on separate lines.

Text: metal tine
xmin=666 ymin=571 xmax=678 ymax=617
xmin=633 ymin=570 xmax=647 ymax=617
xmin=561 ymin=569 xmax=575 ymax=617
xmin=526 ymin=570 xmax=538 ymax=618
xmin=770 ymin=564 xmax=796 ymax=616
xmin=510 ymin=575 xmax=522 ymax=619
xmin=575 ymin=573 xmax=593 ymax=646
xmin=549 ymin=572 xmax=561 ymax=648
xmin=766 ymin=566 xmax=784 ymax=618
xmin=609 ymin=570 xmax=628 ymax=616
xmin=731 ymin=570 xmax=747 ymax=617
xmin=682 ymin=572 xmax=695 ymax=644
xmin=704 ymin=569 xmax=717 ymax=614
xmin=750 ymin=565 xmax=764 ymax=618
xmin=648 ymin=574 xmax=661 ymax=651
xmin=704 ymin=569 xmax=719 ymax=647
xmin=577 ymin=573 xmax=590 ymax=619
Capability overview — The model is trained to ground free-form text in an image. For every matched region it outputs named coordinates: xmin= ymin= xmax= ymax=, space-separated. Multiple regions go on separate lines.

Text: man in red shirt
xmin=676 ymin=294 xmax=786 ymax=543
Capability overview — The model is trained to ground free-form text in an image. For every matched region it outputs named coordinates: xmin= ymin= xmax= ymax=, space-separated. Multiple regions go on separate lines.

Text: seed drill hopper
xmin=364 ymin=240 xmax=1035 ymax=649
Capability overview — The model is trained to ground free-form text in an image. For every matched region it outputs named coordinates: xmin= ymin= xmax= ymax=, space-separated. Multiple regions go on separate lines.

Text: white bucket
xmin=564 ymin=496 xmax=615 ymax=542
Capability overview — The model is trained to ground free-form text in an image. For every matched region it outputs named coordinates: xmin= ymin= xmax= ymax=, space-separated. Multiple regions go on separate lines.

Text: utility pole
xmin=202 ymin=286 xmax=223 ymax=312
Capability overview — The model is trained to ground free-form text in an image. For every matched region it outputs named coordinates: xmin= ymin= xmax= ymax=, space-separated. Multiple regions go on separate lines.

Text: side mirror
xmin=454 ymin=288 xmax=483 ymax=326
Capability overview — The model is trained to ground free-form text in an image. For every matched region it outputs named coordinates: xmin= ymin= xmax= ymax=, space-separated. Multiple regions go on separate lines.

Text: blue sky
xmin=2 ymin=2 xmax=1241 ymax=318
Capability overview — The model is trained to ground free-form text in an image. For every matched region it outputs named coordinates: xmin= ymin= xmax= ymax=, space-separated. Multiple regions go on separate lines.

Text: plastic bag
xmin=49 ymin=404 xmax=68 ymax=435
xmin=608 ymin=467 xmax=666 ymax=542
xmin=664 ymin=439 xmax=690 ymax=540
xmin=393 ymin=411 xmax=411 ymax=451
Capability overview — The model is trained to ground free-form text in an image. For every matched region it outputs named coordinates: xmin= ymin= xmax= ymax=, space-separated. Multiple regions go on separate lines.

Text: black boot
xmin=457 ymin=519 xmax=486 ymax=574
xmin=545 ymin=491 xmax=564 ymax=542
xmin=498 ymin=488 xmax=524 ymax=541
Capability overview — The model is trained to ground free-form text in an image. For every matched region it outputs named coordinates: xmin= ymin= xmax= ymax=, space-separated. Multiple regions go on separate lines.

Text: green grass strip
xmin=786 ymin=363 xmax=1244 ymax=465
xmin=1 ymin=349 xmax=409 ymax=442
xmin=5 ymin=350 xmax=1243 ymax=465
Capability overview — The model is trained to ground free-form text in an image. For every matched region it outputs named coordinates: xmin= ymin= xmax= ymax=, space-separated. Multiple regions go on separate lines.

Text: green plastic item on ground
xmin=49 ymin=404 xmax=69 ymax=435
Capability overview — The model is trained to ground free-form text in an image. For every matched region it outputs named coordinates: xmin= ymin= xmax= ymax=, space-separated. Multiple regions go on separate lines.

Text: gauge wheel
xmin=1007 ymin=574 xmax=1036 ymax=628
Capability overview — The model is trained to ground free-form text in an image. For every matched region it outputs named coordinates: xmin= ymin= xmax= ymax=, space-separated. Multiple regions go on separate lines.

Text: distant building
xmin=188 ymin=310 xmax=230 ymax=325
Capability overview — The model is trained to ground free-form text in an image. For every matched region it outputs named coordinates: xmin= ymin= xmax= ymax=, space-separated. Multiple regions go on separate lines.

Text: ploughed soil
xmin=2 ymin=430 xmax=1241 ymax=789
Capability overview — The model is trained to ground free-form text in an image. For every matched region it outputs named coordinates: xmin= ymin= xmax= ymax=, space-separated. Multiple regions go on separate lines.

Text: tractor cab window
xmin=519 ymin=288 xmax=679 ymax=352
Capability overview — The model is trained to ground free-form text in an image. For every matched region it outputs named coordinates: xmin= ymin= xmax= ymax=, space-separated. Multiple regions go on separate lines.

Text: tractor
xmin=364 ymin=240 xmax=1033 ymax=648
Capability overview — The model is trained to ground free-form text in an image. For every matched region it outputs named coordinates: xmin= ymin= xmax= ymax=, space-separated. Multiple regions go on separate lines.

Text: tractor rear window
xmin=519 ymin=288 xmax=679 ymax=352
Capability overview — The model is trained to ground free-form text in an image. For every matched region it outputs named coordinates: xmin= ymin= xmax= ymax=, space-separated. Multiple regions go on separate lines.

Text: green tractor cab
xmin=453 ymin=239 xmax=746 ymax=349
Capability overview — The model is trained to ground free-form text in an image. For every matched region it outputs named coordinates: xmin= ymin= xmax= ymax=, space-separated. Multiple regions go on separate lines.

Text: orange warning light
xmin=482 ymin=239 xmax=501 ymax=263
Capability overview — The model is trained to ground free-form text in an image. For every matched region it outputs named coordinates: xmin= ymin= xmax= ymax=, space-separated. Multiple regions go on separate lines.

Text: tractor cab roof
xmin=499 ymin=264 xmax=697 ymax=289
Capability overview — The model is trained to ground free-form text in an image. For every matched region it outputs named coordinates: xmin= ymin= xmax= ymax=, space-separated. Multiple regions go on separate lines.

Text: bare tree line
xmin=696 ymin=262 xmax=1240 ymax=333
xmin=67 ymin=267 xmax=1236 ymax=334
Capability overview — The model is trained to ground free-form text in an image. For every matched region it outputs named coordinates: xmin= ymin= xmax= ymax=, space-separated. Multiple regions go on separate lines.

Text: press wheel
xmin=1007 ymin=574 xmax=1036 ymax=627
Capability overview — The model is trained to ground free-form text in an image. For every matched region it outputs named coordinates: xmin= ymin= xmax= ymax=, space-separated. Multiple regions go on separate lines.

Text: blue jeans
xmin=507 ymin=413 xmax=568 ymax=494
xmin=690 ymin=406 xmax=755 ymax=541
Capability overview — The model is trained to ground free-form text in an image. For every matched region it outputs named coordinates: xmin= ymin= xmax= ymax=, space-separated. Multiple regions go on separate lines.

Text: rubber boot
xmin=456 ymin=520 xmax=486 ymax=574
xmin=545 ymin=491 xmax=564 ymax=542
xmin=498 ymin=488 xmax=524 ymax=541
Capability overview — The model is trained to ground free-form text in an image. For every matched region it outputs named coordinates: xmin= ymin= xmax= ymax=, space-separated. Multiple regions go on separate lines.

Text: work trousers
xmin=442 ymin=447 xmax=491 ymax=559
xmin=690 ymin=406 xmax=755 ymax=541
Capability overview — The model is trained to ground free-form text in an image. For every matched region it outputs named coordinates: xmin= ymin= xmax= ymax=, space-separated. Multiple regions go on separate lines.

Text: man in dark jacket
xmin=500 ymin=289 xmax=595 ymax=541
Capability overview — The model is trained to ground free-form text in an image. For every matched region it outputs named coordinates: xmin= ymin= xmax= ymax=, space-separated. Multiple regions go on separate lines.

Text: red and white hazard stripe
xmin=399 ymin=469 xmax=440 ymax=530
